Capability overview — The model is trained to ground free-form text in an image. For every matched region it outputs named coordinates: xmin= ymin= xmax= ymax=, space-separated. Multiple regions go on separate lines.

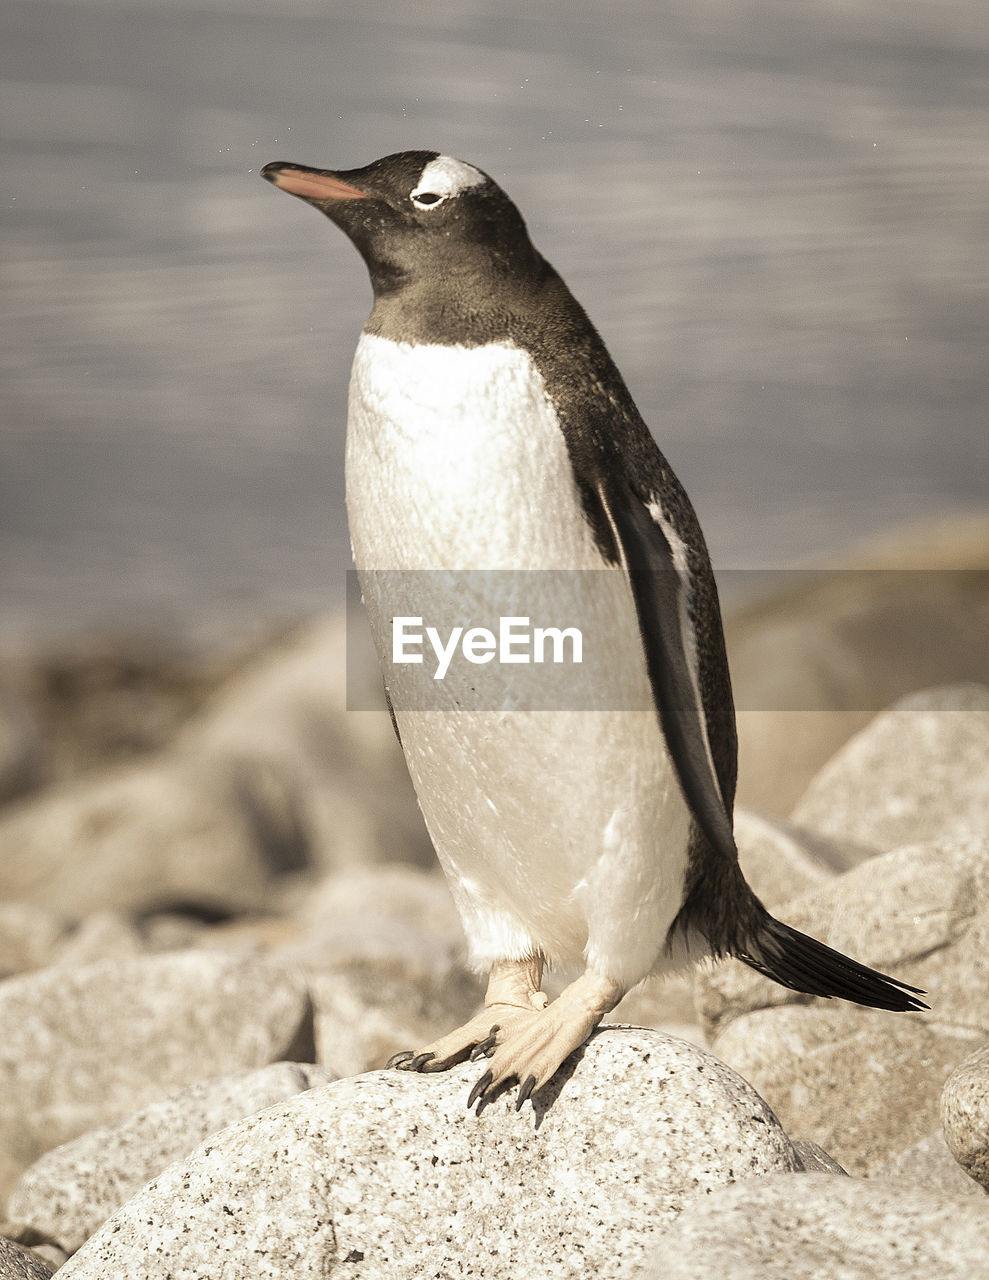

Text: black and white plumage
xmin=261 ymin=151 xmax=925 ymax=1109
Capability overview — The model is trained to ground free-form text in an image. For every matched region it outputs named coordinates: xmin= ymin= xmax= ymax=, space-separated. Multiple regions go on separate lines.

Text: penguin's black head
xmin=260 ymin=151 xmax=543 ymax=302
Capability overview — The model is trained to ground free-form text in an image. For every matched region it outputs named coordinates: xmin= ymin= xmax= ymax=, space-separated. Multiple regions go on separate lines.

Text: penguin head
xmin=261 ymin=151 xmax=542 ymax=299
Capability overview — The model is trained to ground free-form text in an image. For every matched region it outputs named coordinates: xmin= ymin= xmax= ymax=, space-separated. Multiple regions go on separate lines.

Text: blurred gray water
xmin=2 ymin=0 xmax=987 ymax=644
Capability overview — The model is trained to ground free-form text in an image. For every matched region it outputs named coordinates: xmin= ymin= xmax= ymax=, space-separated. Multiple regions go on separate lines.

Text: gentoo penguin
xmin=261 ymin=151 xmax=925 ymax=1111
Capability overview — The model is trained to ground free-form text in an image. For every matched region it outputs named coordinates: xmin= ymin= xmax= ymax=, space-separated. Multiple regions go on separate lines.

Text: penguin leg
xmin=386 ymin=955 xmax=550 ymax=1073
xmin=467 ymin=968 xmax=625 ymax=1111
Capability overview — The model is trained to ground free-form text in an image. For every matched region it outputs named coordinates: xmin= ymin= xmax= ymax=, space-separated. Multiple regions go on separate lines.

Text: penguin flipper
xmin=739 ymin=914 xmax=928 ymax=1012
xmin=596 ymin=477 xmax=738 ymax=865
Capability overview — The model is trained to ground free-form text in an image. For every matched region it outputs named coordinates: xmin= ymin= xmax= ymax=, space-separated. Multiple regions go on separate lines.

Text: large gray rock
xmin=0 ymin=617 xmax=433 ymax=922
xmin=0 ymin=757 xmax=280 ymax=916
xmin=732 ymin=806 xmax=850 ymax=907
xmin=0 ymin=1236 xmax=55 ymax=1279
xmin=638 ymin=1173 xmax=989 ymax=1279
xmin=7 ymin=1062 xmax=336 ymax=1255
xmin=940 ymin=1044 xmax=989 ymax=1191
xmin=188 ymin=614 xmax=432 ymax=877
xmin=58 ymin=1029 xmax=800 ymax=1280
xmin=698 ymin=837 xmax=989 ymax=1174
xmin=281 ymin=865 xmax=483 ymax=1076
xmin=791 ymin=684 xmax=989 ymax=852
xmin=726 ymin=516 xmax=989 ymax=817
xmin=880 ymin=1130 xmax=988 ymax=1200
xmin=0 ymin=903 xmax=68 ymax=980
xmin=288 ymin=864 xmax=465 ymax=972
xmin=0 ymin=951 xmax=313 ymax=1181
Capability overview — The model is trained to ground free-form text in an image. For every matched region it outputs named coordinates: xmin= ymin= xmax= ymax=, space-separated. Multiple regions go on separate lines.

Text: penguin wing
xmin=595 ymin=475 xmax=738 ymax=864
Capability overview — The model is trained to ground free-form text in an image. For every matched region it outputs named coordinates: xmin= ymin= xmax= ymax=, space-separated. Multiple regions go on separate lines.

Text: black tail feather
xmin=738 ymin=915 xmax=927 ymax=1013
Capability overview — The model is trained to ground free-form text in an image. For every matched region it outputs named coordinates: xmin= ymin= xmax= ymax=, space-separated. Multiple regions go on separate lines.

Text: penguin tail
xmin=737 ymin=913 xmax=928 ymax=1012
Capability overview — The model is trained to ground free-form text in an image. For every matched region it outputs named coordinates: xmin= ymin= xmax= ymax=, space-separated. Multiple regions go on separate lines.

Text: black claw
xmin=386 ymin=1051 xmax=415 ymax=1069
xmin=469 ymin=1032 xmax=498 ymax=1062
xmin=467 ymin=1069 xmax=494 ymax=1110
xmin=515 ymin=1075 xmax=537 ymax=1112
xmin=408 ymin=1052 xmax=436 ymax=1072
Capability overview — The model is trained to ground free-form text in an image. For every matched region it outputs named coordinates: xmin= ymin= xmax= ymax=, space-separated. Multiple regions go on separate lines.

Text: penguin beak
xmin=260 ymin=162 xmax=368 ymax=202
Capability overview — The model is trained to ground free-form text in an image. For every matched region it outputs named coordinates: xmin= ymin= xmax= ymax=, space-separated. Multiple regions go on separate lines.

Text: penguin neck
xmin=363 ymin=250 xmax=561 ymax=349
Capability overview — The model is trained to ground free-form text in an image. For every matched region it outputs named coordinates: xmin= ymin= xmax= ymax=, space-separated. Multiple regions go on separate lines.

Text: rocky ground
xmin=0 ymin=516 xmax=986 ymax=1278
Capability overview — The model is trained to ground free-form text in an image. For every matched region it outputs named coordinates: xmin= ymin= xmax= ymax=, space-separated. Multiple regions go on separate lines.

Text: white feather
xmin=345 ymin=334 xmax=692 ymax=985
xmin=413 ymin=155 xmax=486 ymax=199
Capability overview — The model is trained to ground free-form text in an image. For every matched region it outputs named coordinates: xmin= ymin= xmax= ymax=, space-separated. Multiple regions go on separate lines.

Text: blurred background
xmin=3 ymin=0 xmax=987 ymax=648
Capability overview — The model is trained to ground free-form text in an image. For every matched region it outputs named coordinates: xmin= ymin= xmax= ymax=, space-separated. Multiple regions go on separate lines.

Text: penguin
xmin=260 ymin=151 xmax=925 ymax=1111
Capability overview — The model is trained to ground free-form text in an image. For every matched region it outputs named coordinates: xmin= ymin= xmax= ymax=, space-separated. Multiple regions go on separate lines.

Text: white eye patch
xmin=410 ymin=155 xmax=486 ymax=208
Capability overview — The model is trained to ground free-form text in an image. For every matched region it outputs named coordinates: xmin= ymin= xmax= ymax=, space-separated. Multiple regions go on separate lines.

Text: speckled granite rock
xmin=637 ymin=1173 xmax=989 ymax=1279
xmin=57 ymin=1029 xmax=800 ymax=1280
xmin=0 ymin=951 xmax=313 ymax=1182
xmin=880 ymin=1129 xmax=988 ymax=1199
xmin=941 ymin=1044 xmax=989 ymax=1191
xmin=7 ymin=1062 xmax=335 ymax=1255
xmin=791 ymin=684 xmax=989 ymax=852
xmin=698 ymin=837 xmax=989 ymax=1174
xmin=0 ymin=1235 xmax=56 ymax=1279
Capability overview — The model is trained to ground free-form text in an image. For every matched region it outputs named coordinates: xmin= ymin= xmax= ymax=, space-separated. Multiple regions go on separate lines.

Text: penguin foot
xmin=387 ymin=954 xmax=550 ymax=1074
xmin=468 ymin=969 xmax=625 ymax=1111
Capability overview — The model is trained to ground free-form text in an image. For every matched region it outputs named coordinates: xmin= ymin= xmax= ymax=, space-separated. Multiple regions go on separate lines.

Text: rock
xmin=0 ymin=629 xmax=253 ymax=787
xmin=303 ymin=966 xmax=481 ymax=1078
xmin=281 ymin=866 xmax=483 ymax=1076
xmin=732 ymin=807 xmax=851 ymax=908
xmin=57 ymin=1029 xmax=800 ymax=1279
xmin=48 ymin=911 xmax=146 ymax=967
xmin=0 ymin=951 xmax=313 ymax=1186
xmin=289 ymin=864 xmax=465 ymax=971
xmin=7 ymin=1062 xmax=336 ymax=1255
xmin=791 ymin=684 xmax=989 ymax=852
xmin=0 ymin=686 xmax=47 ymax=805
xmin=941 ymin=1044 xmax=989 ymax=1191
xmin=698 ymin=838 xmax=989 ymax=1174
xmin=188 ymin=614 xmax=432 ymax=878
xmin=880 ymin=1130 xmax=988 ymax=1199
xmin=726 ymin=514 xmax=989 ymax=816
xmin=0 ymin=757 xmax=282 ymax=917
xmin=712 ymin=1009 xmax=976 ymax=1178
xmin=734 ymin=708 xmax=871 ymax=822
xmin=0 ymin=903 xmax=68 ymax=980
xmin=0 ymin=1235 xmax=56 ymax=1279
xmin=611 ymin=974 xmax=702 ymax=1042
xmin=638 ymin=1173 xmax=989 ymax=1279
xmin=0 ymin=617 xmax=436 ymax=922
xmin=791 ymin=1140 xmax=846 ymax=1175
xmin=699 ymin=838 xmax=978 ymax=1040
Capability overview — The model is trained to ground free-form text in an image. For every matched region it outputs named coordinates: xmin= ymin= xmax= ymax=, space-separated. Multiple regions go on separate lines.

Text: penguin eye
xmin=410 ymin=190 xmax=445 ymax=209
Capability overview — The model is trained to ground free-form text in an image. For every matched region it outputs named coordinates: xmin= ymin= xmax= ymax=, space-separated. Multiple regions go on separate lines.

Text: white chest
xmin=344 ymin=333 xmax=603 ymax=572
xmin=341 ymin=333 xmax=690 ymax=986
